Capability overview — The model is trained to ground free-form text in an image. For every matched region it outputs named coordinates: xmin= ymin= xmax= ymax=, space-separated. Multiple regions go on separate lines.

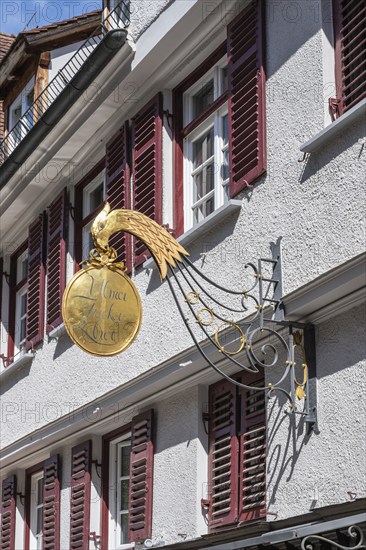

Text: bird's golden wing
xmin=91 ymin=205 xmax=189 ymax=279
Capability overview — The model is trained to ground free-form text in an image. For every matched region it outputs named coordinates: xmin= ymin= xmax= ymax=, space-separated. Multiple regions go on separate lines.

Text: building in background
xmin=0 ymin=1 xmax=365 ymax=549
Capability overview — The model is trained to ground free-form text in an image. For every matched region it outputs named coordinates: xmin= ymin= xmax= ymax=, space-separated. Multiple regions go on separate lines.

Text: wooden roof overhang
xmin=0 ymin=10 xmax=102 ymax=107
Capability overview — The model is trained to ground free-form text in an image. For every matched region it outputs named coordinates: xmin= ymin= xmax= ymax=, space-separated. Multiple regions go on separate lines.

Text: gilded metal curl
xmin=196 ymin=308 xmax=215 ymax=327
xmin=301 ymin=525 xmax=365 ymax=550
xmin=185 ymin=291 xmax=200 ymax=305
xmin=293 ymin=331 xmax=308 ymax=400
xmin=214 ymin=322 xmax=246 ymax=355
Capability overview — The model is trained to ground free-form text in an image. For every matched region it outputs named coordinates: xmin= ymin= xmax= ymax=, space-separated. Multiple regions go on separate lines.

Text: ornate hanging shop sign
xmin=62 ymin=203 xmax=318 ymax=431
xmin=62 ymin=204 xmax=188 ymax=356
xmin=62 ymin=250 xmax=142 ymax=356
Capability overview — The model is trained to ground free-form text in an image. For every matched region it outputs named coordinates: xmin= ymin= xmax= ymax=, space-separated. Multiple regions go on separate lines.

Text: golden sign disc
xmin=62 ymin=265 xmax=142 ymax=356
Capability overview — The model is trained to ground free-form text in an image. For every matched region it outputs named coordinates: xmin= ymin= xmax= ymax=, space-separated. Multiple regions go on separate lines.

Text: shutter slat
xmin=46 ymin=189 xmax=67 ymax=333
xmin=208 ymin=381 xmax=238 ymax=529
xmin=1 ymin=475 xmax=16 ymax=550
xmin=238 ymin=376 xmax=266 ymax=523
xmin=127 ymin=410 xmax=154 ymax=543
xmin=132 ymin=94 xmax=163 ymax=267
xmin=25 ymin=214 xmax=45 ymax=350
xmin=105 ymin=123 xmax=131 ymax=270
xmin=69 ymin=441 xmax=92 ymax=550
xmin=228 ymin=0 xmax=266 ymax=197
xmin=42 ymin=455 xmax=60 ymax=550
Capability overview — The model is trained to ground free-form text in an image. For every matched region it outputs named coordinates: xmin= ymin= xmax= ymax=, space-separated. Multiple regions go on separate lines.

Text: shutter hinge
xmin=89 ymin=532 xmax=101 ymax=543
xmin=163 ymin=109 xmax=174 ymax=132
xmin=1 ymin=270 xmax=10 ymax=285
xmin=16 ymin=492 xmax=25 ymax=505
xmin=91 ymin=459 xmax=102 ymax=478
xmin=328 ymin=97 xmax=341 ymax=121
xmin=201 ymin=498 xmax=210 ymax=511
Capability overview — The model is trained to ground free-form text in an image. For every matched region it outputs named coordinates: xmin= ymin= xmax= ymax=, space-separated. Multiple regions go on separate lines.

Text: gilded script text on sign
xmin=62 ymin=265 xmax=142 ymax=356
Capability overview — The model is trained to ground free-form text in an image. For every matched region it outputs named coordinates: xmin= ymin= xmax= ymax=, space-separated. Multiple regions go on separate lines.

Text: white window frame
xmin=9 ymin=78 xmax=35 ymax=148
xmin=14 ymin=249 xmax=28 ymax=355
xmin=29 ymin=471 xmax=44 ymax=550
xmin=108 ymin=432 xmax=133 ymax=550
xmin=183 ymin=59 xmax=229 ymax=230
xmin=82 ymin=170 xmax=106 ymax=258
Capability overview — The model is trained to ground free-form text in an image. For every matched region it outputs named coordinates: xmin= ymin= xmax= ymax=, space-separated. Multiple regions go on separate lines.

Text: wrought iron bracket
xmin=164 ymin=236 xmax=318 ymax=432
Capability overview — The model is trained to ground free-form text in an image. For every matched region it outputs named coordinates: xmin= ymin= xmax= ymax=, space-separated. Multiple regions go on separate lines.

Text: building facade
xmin=0 ymin=1 xmax=365 ymax=549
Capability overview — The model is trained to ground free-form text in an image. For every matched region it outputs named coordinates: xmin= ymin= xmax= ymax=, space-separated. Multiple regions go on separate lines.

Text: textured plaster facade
xmin=0 ymin=0 xmax=365 ymax=546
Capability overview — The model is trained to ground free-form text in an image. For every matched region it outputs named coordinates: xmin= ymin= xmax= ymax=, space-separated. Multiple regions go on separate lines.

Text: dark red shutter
xmin=105 ymin=123 xmax=132 ymax=270
xmin=132 ymin=94 xmax=163 ymax=266
xmin=238 ymin=375 xmax=266 ymax=522
xmin=333 ymin=0 xmax=366 ymax=115
xmin=46 ymin=189 xmax=67 ymax=333
xmin=42 ymin=455 xmax=60 ymax=550
xmin=69 ymin=441 xmax=92 ymax=550
xmin=228 ymin=0 xmax=266 ymax=197
xmin=208 ymin=380 xmax=238 ymax=530
xmin=0 ymin=257 xmax=3 ymax=340
xmin=128 ymin=409 xmax=154 ymax=543
xmin=1 ymin=475 xmax=16 ymax=550
xmin=25 ymin=213 xmax=45 ymax=350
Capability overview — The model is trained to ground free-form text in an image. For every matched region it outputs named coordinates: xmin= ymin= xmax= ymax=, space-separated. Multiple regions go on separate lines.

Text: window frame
xmin=183 ymin=102 xmax=229 ymax=229
xmin=74 ymin=160 xmax=106 ymax=267
xmin=102 ymin=423 xmax=134 ymax=550
xmin=24 ymin=462 xmax=44 ymax=550
xmin=8 ymin=77 xmax=35 ymax=146
xmin=108 ymin=432 xmax=133 ymax=549
xmin=173 ymin=43 xmax=228 ymax=236
xmin=29 ymin=471 xmax=44 ymax=550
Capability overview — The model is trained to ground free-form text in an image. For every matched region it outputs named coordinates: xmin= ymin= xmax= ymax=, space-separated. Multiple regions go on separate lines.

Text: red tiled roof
xmin=0 ymin=33 xmax=16 ymax=62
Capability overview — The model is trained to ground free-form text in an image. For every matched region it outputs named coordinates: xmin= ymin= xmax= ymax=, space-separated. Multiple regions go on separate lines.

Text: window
xmin=107 ymin=0 xmax=128 ymax=28
xmin=173 ymin=1 xmax=266 ymax=236
xmin=14 ymin=250 xmax=28 ymax=354
xmin=74 ymin=165 xmax=106 ymax=264
xmin=29 ymin=472 xmax=44 ymax=550
xmin=208 ymin=374 xmax=266 ymax=530
xmin=82 ymin=170 xmax=105 ymax=256
xmin=333 ymin=0 xmax=366 ymax=117
xmin=109 ymin=433 xmax=132 ymax=548
xmin=25 ymin=457 xmax=60 ymax=550
xmin=183 ymin=59 xmax=229 ymax=229
xmin=8 ymin=242 xmax=28 ymax=362
xmin=8 ymin=79 xmax=34 ymax=148
xmin=102 ymin=410 xmax=154 ymax=549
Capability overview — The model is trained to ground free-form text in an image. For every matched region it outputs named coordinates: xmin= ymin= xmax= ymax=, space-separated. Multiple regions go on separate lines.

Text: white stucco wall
xmin=0 ymin=0 xmax=365 ymax=544
xmin=267 ymin=304 xmax=366 ymax=520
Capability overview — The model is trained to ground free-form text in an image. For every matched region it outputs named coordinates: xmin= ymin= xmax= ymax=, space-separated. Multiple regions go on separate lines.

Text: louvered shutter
xmin=238 ymin=375 xmax=266 ymax=522
xmin=128 ymin=409 xmax=154 ymax=542
xmin=25 ymin=213 xmax=45 ymax=350
xmin=208 ymin=380 xmax=238 ymax=530
xmin=228 ymin=0 xmax=266 ymax=197
xmin=69 ymin=441 xmax=92 ymax=550
xmin=105 ymin=123 xmax=132 ymax=270
xmin=1 ymin=475 xmax=16 ymax=550
xmin=42 ymin=455 xmax=60 ymax=550
xmin=0 ymin=257 xmax=3 ymax=338
xmin=132 ymin=94 xmax=163 ymax=266
xmin=333 ymin=0 xmax=366 ymax=115
xmin=46 ymin=189 xmax=67 ymax=333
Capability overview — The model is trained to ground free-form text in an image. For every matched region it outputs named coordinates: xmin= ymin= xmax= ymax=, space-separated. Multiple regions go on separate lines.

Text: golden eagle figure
xmin=91 ymin=203 xmax=189 ymax=280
